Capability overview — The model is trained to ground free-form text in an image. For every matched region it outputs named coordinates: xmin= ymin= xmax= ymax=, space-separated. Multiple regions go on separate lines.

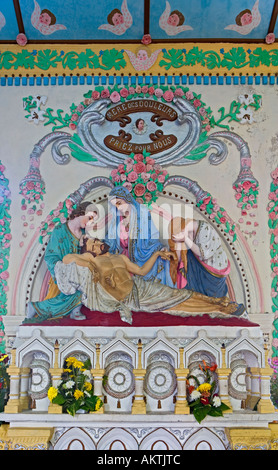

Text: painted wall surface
xmin=0 ymin=75 xmax=277 ymax=353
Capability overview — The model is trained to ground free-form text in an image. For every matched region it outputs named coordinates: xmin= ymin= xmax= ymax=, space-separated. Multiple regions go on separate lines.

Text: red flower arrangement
xmin=110 ymin=151 xmax=169 ymax=205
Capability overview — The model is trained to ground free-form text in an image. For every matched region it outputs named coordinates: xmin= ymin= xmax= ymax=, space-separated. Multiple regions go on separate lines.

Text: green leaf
xmin=69 ymin=142 xmax=98 ymax=162
xmin=192 ymin=404 xmax=211 ymax=423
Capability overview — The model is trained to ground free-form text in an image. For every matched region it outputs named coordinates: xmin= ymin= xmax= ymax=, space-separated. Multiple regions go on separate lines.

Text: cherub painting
xmin=98 ymin=0 xmax=133 ymax=36
xmin=0 ymin=11 xmax=6 ymax=32
xmin=224 ymin=0 xmax=261 ymax=35
xmin=31 ymin=0 xmax=67 ymax=35
xmin=159 ymin=1 xmax=193 ymax=36
xmin=124 ymin=47 xmax=162 ymax=71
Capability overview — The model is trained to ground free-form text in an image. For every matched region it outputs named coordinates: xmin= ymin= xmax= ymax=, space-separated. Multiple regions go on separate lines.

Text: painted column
xmin=48 ymin=340 xmax=63 ymax=414
xmin=217 ymin=346 xmax=232 ymax=412
xmin=91 ymin=343 xmax=105 ymax=414
xmin=174 ymin=348 xmax=190 ymax=414
xmin=19 ymin=367 xmax=30 ymax=411
xmin=257 ymin=345 xmax=276 ymax=414
xmin=132 ymin=339 xmax=146 ymax=414
xmin=4 ymin=349 xmax=21 ymax=413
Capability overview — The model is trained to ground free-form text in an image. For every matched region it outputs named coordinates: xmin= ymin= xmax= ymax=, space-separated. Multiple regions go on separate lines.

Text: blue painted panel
xmin=150 ymin=0 xmax=274 ymax=39
xmin=0 ymin=3 xmax=19 ymax=39
xmin=19 ymin=0 xmax=144 ymax=40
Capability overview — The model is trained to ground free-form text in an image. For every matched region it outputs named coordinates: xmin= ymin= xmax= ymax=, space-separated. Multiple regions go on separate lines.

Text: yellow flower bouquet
xmin=186 ymin=361 xmax=230 ymax=423
xmin=47 ymin=356 xmax=103 ymax=416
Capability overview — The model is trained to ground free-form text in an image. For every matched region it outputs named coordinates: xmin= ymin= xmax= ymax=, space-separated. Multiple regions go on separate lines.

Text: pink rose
xmin=120 ymin=88 xmax=129 ymax=98
xmin=193 ymin=99 xmax=202 ymax=108
xmin=141 ymin=172 xmax=150 ymax=182
xmin=71 ymin=113 xmax=79 ymax=122
xmin=134 ymin=183 xmax=146 ymax=197
xmin=163 ymin=90 xmax=174 ymax=102
xmin=113 ymin=174 xmax=120 ymax=183
xmin=157 ymin=174 xmax=165 ymax=183
xmin=69 ymin=122 xmax=76 ymax=130
xmin=142 ymin=85 xmax=149 ymax=94
xmin=76 ymin=104 xmax=84 ymax=113
xmin=134 ymin=153 xmax=144 ymax=162
xmin=4 ymin=233 xmax=12 ymax=240
xmin=123 ymin=182 xmax=133 ymax=192
xmin=135 ymin=85 xmax=142 ymax=93
xmin=65 ymin=199 xmax=72 ymax=209
xmin=185 ymin=91 xmax=194 ymax=100
xmin=235 ymin=193 xmax=241 ymax=200
xmin=205 ymin=125 xmax=211 ymax=132
xmin=127 ymin=171 xmax=138 ymax=182
xmin=92 ymin=90 xmax=100 ymax=100
xmin=154 ymin=88 xmax=163 ymax=98
xmin=134 ymin=162 xmax=146 ymax=173
xmin=199 ymin=107 xmax=206 ymax=115
xmin=174 ymin=88 xmax=184 ymax=97
xmin=141 ymin=34 xmax=152 ymax=45
xmin=144 ymin=192 xmax=152 ymax=202
xmin=111 ymin=169 xmax=118 ymax=177
xmin=265 ymin=33 xmax=275 ymax=44
xmin=147 ymin=181 xmax=157 ymax=192
xmin=101 ymin=89 xmax=110 ymax=98
xmin=117 ymin=164 xmax=125 ymax=174
xmin=148 ymin=86 xmax=155 ymax=95
xmin=110 ymin=91 xmax=121 ymax=103
xmin=120 ymin=174 xmax=127 ymax=181
xmin=129 ymin=87 xmax=135 ymax=94
xmin=242 ymin=180 xmax=252 ymax=191
xmin=26 ymin=181 xmax=35 ymax=190
xmin=0 ymin=271 xmax=9 ymax=280
xmin=16 ymin=33 xmax=27 ymax=46
xmin=126 ymin=163 xmax=133 ymax=173
xmin=146 ymin=157 xmax=155 ymax=165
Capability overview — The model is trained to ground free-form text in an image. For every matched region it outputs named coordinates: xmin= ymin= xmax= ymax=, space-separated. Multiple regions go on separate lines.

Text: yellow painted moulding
xmin=0 ymin=425 xmax=54 ymax=450
xmin=0 ymin=42 xmax=278 ymax=77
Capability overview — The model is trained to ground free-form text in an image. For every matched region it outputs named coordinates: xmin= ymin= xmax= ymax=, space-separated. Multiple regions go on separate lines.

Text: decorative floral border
xmin=196 ymin=193 xmax=236 ymax=241
xmin=0 ymin=162 xmax=11 ymax=353
xmin=2 ymin=45 xmax=278 ymax=74
xmin=39 ymin=197 xmax=75 ymax=243
xmin=268 ymin=167 xmax=278 ymax=357
xmin=159 ymin=46 xmax=278 ymax=72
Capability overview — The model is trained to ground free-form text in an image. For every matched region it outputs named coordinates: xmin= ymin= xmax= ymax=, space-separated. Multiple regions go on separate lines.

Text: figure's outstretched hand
xmin=158 ymin=250 xmax=176 ymax=260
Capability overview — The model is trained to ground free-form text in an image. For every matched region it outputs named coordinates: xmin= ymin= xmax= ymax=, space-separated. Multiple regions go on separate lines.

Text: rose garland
xmin=0 ymin=162 xmax=11 ymax=353
xmin=38 ymin=84 xmax=213 ymax=133
xmin=196 ymin=193 xmax=237 ymax=241
xmin=268 ymin=167 xmax=278 ymax=357
xmin=39 ymin=198 xmax=75 ymax=243
xmin=110 ymin=150 xmax=169 ymax=205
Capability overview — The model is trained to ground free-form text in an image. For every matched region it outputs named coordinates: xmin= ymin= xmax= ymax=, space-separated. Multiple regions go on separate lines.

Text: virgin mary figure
xmin=105 ymin=186 xmax=175 ymax=287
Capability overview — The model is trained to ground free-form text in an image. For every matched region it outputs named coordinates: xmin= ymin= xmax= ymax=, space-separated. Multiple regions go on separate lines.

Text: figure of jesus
xmin=61 ymin=237 xmax=245 ymax=324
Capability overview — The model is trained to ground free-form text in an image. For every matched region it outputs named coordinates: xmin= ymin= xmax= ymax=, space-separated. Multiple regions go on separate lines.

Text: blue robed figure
xmin=105 ymin=186 xmax=175 ymax=287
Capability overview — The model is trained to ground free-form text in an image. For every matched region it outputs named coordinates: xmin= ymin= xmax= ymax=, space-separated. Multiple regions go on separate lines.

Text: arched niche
xmin=139 ymin=428 xmax=182 ymax=450
xmin=97 ymin=428 xmax=138 ymax=450
xmin=11 ymin=179 xmax=262 ymax=328
xmin=53 ymin=427 xmax=96 ymax=450
xmin=183 ymin=427 xmax=228 ymax=450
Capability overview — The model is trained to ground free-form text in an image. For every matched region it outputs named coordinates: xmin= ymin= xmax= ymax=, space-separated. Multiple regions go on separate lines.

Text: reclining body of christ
xmin=61 ymin=237 xmax=245 ymax=323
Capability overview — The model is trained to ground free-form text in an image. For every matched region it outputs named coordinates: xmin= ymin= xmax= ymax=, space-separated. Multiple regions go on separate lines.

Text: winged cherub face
xmin=137 ymin=49 xmax=148 ymax=61
xmin=112 ymin=12 xmax=124 ymax=25
xmin=241 ymin=12 xmax=253 ymax=25
xmin=167 ymin=13 xmax=180 ymax=26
